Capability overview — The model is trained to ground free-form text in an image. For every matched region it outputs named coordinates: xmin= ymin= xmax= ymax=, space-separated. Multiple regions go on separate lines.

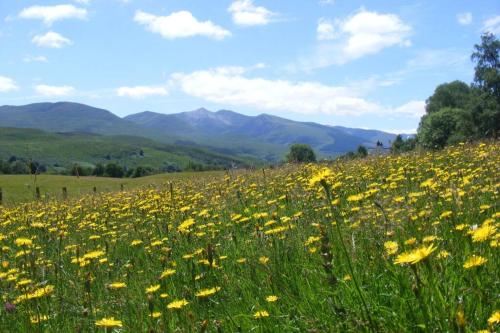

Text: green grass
xmin=0 ymin=172 xmax=224 ymax=206
xmin=0 ymin=127 xmax=261 ymax=172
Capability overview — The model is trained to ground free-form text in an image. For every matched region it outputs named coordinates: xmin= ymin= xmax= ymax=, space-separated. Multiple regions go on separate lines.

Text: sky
xmin=1 ymin=1 xmax=499 ymax=133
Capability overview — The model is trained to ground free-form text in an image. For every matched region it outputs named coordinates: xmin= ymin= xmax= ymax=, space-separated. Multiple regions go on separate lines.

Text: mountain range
xmin=0 ymin=102 xmax=406 ymax=163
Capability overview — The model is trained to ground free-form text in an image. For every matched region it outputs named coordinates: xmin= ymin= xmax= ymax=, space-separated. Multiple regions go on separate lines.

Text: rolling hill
xmin=0 ymin=127 xmax=257 ymax=172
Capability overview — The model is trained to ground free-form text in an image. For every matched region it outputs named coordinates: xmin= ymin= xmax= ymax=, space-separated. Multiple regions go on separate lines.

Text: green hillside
xmin=0 ymin=127 xmax=259 ymax=173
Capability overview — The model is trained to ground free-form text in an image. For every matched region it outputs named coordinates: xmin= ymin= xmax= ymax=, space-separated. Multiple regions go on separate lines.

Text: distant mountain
xmin=0 ymin=102 xmax=404 ymax=162
xmin=125 ymin=108 xmax=401 ymax=160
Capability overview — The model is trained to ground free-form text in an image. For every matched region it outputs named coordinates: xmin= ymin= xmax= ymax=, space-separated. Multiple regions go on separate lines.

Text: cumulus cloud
xmin=228 ymin=0 xmax=276 ymax=26
xmin=483 ymin=15 xmax=500 ymax=35
xmin=456 ymin=12 xmax=472 ymax=26
xmin=32 ymin=31 xmax=72 ymax=48
xmin=171 ymin=66 xmax=424 ymax=118
xmin=19 ymin=4 xmax=87 ymax=25
xmin=116 ymin=85 xmax=168 ymax=99
xmin=297 ymin=10 xmax=411 ymax=71
xmin=35 ymin=84 xmax=75 ymax=96
xmin=0 ymin=76 xmax=19 ymax=92
xmin=134 ymin=10 xmax=231 ymax=40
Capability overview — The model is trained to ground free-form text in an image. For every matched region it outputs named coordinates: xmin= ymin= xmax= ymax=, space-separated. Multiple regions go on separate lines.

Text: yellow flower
xmin=146 ymin=284 xmax=160 ymax=294
xmin=107 ymin=282 xmax=126 ymax=289
xmin=309 ymin=168 xmax=333 ymax=187
xmin=488 ymin=310 xmax=500 ymax=325
xmin=405 ymin=238 xmax=417 ymax=245
xmin=394 ymin=244 xmax=437 ymax=265
xmin=195 ymin=287 xmax=221 ymax=298
xmin=384 ymin=241 xmax=398 ymax=255
xmin=266 ymin=295 xmax=278 ymax=302
xmin=463 ymin=255 xmax=488 ymax=269
xmin=95 ymin=317 xmax=123 ymax=328
xmin=178 ymin=218 xmax=195 ymax=233
xmin=159 ymin=269 xmax=176 ymax=279
xmin=14 ymin=238 xmax=32 ymax=247
xmin=167 ymin=299 xmax=189 ymax=309
xmin=259 ymin=256 xmax=269 ymax=265
xmin=30 ymin=314 xmax=49 ymax=324
xmin=14 ymin=285 xmax=55 ymax=304
xmin=471 ymin=224 xmax=496 ymax=242
xmin=437 ymin=250 xmax=450 ymax=259
xmin=131 ymin=240 xmax=143 ymax=246
xmin=83 ymin=250 xmax=105 ymax=260
xmin=149 ymin=312 xmax=161 ymax=318
xmin=254 ymin=310 xmax=269 ymax=318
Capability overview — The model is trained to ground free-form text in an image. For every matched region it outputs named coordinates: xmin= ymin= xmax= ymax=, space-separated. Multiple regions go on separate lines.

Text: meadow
xmin=0 ymin=142 xmax=498 ymax=332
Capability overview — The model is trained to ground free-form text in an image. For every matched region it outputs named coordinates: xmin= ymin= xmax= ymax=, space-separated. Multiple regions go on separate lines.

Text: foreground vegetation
xmin=0 ymin=141 xmax=498 ymax=332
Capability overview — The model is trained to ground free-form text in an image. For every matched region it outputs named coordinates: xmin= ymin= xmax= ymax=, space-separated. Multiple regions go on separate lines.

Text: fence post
xmin=93 ymin=186 xmax=97 ymax=194
xmin=0 ymin=187 xmax=2 ymax=206
xmin=120 ymin=184 xmax=124 ymax=192
xmin=35 ymin=187 xmax=41 ymax=200
xmin=62 ymin=187 xmax=67 ymax=200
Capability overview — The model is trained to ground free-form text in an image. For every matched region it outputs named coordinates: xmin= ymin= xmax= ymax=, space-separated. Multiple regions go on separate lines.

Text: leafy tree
xmin=471 ymin=32 xmax=500 ymax=99
xmin=425 ymin=81 xmax=472 ymax=114
xmin=10 ymin=161 xmax=30 ymax=174
xmin=286 ymin=144 xmax=317 ymax=163
xmin=357 ymin=145 xmax=368 ymax=158
xmin=418 ymin=108 xmax=474 ymax=149
xmin=391 ymin=135 xmax=417 ymax=153
xmin=105 ymin=163 xmax=124 ymax=178
xmin=93 ymin=163 xmax=105 ymax=176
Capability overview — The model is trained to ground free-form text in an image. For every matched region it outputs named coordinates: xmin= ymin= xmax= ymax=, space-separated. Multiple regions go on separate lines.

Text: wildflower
xmin=14 ymin=238 xmax=32 ymax=247
xmin=384 ymin=241 xmax=398 ymax=255
xmin=130 ymin=240 xmax=143 ymax=246
xmin=437 ymin=250 xmax=450 ymax=259
xmin=107 ymin=282 xmax=126 ymax=289
xmin=254 ymin=310 xmax=269 ymax=318
xmin=266 ymin=295 xmax=278 ymax=302
xmin=405 ymin=238 xmax=417 ymax=245
xmin=488 ymin=310 xmax=500 ymax=325
xmin=178 ymin=218 xmax=195 ymax=233
xmin=463 ymin=255 xmax=488 ymax=269
xmin=471 ymin=224 xmax=496 ymax=242
xmin=394 ymin=244 xmax=437 ymax=265
xmin=309 ymin=168 xmax=333 ymax=187
xmin=259 ymin=256 xmax=269 ymax=265
xmin=30 ymin=315 xmax=49 ymax=324
xmin=14 ymin=285 xmax=55 ymax=304
xmin=146 ymin=284 xmax=160 ymax=294
xmin=159 ymin=269 xmax=176 ymax=279
xmin=195 ymin=287 xmax=221 ymax=298
xmin=149 ymin=312 xmax=161 ymax=318
xmin=95 ymin=317 xmax=123 ymax=328
xmin=167 ymin=299 xmax=189 ymax=309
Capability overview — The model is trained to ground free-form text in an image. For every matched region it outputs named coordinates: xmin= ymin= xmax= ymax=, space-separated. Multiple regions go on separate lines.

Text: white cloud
xmin=296 ymin=10 xmax=411 ymax=70
xmin=483 ymin=15 xmax=500 ymax=35
xmin=319 ymin=0 xmax=335 ymax=4
xmin=74 ymin=0 xmax=90 ymax=4
xmin=32 ymin=31 xmax=72 ymax=48
xmin=23 ymin=55 xmax=48 ymax=63
xmin=0 ymin=76 xmax=19 ymax=92
xmin=456 ymin=12 xmax=472 ymax=25
xmin=116 ymin=85 xmax=168 ymax=99
xmin=228 ymin=0 xmax=276 ymax=26
xmin=171 ymin=66 xmax=424 ymax=118
xmin=317 ymin=18 xmax=337 ymax=40
xmin=134 ymin=10 xmax=231 ymax=40
xmin=19 ymin=4 xmax=87 ymax=25
xmin=35 ymin=84 xmax=75 ymax=96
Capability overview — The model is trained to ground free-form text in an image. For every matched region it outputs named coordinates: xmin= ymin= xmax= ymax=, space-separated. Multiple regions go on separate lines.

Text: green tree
xmin=286 ymin=144 xmax=317 ymax=163
xmin=425 ymin=80 xmax=471 ymax=114
xmin=357 ymin=145 xmax=368 ymax=158
xmin=471 ymin=32 xmax=500 ymax=99
xmin=105 ymin=163 xmax=124 ymax=178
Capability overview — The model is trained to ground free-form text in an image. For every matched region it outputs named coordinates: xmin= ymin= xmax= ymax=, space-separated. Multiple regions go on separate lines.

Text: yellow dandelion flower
xmin=146 ymin=284 xmax=160 ymax=294
xmin=309 ymin=168 xmax=333 ymax=187
xmin=259 ymin=256 xmax=269 ymax=265
xmin=384 ymin=241 xmax=398 ymax=255
xmin=14 ymin=238 xmax=33 ymax=247
xmin=95 ymin=317 xmax=123 ymax=328
xmin=394 ymin=244 xmax=437 ymax=265
xmin=107 ymin=282 xmax=126 ymax=289
xmin=149 ymin=312 xmax=161 ymax=318
xmin=167 ymin=299 xmax=189 ymax=309
xmin=195 ymin=287 xmax=221 ymax=298
xmin=463 ymin=255 xmax=488 ymax=269
xmin=488 ymin=310 xmax=500 ymax=325
xmin=471 ymin=224 xmax=496 ymax=242
xmin=266 ymin=295 xmax=278 ymax=302
xmin=254 ymin=310 xmax=269 ymax=318
xmin=159 ymin=269 xmax=176 ymax=279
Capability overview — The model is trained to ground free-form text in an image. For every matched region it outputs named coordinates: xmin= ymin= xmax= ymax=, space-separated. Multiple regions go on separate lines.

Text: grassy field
xmin=0 ymin=142 xmax=498 ymax=332
xmin=0 ymin=171 xmax=225 ymax=206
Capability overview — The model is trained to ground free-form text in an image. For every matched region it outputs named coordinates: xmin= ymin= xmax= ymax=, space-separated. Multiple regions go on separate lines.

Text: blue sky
xmin=1 ymin=0 xmax=499 ymax=133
